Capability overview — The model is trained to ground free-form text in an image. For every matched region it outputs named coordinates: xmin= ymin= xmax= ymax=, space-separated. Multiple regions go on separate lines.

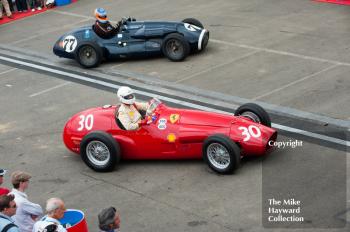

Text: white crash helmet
xmin=117 ymin=86 xmax=136 ymax=105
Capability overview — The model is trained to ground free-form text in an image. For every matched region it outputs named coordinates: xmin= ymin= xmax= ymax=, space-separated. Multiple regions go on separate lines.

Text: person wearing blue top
xmin=0 ymin=195 xmax=19 ymax=232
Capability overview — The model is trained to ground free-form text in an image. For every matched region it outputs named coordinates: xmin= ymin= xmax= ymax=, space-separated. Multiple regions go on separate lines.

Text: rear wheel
xmin=80 ymin=131 xmax=120 ymax=172
xmin=162 ymin=33 xmax=190 ymax=61
xmin=203 ymin=134 xmax=240 ymax=174
xmin=182 ymin=18 xmax=204 ymax=28
xmin=235 ymin=103 xmax=271 ymax=127
xmin=76 ymin=44 xmax=102 ymax=68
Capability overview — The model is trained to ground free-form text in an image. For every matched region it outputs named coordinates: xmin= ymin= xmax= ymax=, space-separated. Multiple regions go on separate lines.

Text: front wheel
xmin=235 ymin=103 xmax=271 ymax=127
xmin=182 ymin=18 xmax=204 ymax=28
xmin=162 ymin=33 xmax=190 ymax=61
xmin=80 ymin=131 xmax=120 ymax=172
xmin=203 ymin=134 xmax=240 ymax=174
xmin=75 ymin=44 xmax=102 ymax=68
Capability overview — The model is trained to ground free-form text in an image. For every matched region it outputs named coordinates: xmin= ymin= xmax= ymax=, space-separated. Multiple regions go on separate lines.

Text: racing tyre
xmin=80 ymin=131 xmax=120 ymax=172
xmin=162 ymin=33 xmax=190 ymax=61
xmin=182 ymin=18 xmax=204 ymax=28
xmin=235 ymin=103 xmax=271 ymax=127
xmin=75 ymin=43 xmax=102 ymax=68
xmin=203 ymin=134 xmax=241 ymax=174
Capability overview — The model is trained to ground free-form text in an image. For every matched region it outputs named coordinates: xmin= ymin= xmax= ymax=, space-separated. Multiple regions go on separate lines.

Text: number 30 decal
xmin=77 ymin=114 xmax=94 ymax=131
xmin=238 ymin=125 xmax=261 ymax=141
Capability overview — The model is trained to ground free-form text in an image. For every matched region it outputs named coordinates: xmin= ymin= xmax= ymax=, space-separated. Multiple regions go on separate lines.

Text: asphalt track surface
xmin=0 ymin=1 xmax=349 ymax=231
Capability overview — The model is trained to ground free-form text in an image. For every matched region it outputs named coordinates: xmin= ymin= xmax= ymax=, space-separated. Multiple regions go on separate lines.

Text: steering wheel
xmin=146 ymin=98 xmax=162 ymax=117
xmin=121 ymin=16 xmax=136 ymax=25
xmin=145 ymin=105 xmax=153 ymax=117
xmin=121 ymin=17 xmax=127 ymax=24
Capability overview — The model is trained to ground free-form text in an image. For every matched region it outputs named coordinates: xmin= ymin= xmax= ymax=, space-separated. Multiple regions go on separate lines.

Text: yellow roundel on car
xmin=167 ymin=133 xmax=176 ymax=143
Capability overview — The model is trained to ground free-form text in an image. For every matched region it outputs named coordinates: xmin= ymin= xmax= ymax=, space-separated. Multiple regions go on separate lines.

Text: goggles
xmin=123 ymin=94 xmax=134 ymax=100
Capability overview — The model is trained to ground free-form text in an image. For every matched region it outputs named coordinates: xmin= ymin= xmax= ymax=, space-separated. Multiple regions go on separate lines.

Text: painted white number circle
xmin=238 ymin=125 xmax=261 ymax=142
xmin=77 ymin=114 xmax=94 ymax=131
xmin=158 ymin=118 xmax=167 ymax=130
xmin=184 ymin=23 xmax=201 ymax=31
xmin=63 ymin=35 xmax=77 ymax=53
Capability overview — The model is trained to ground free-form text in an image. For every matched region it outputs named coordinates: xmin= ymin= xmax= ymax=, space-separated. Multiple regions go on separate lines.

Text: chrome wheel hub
xmin=86 ymin=141 xmax=110 ymax=166
xmin=207 ymin=143 xmax=230 ymax=170
xmin=241 ymin=112 xmax=261 ymax=123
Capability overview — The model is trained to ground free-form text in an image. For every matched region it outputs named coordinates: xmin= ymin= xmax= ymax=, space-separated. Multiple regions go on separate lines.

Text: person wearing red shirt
xmin=0 ymin=169 xmax=10 ymax=196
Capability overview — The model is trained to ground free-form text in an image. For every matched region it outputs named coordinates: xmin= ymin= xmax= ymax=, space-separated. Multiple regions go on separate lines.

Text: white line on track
xmin=50 ymin=10 xmax=93 ymax=19
xmin=29 ymin=82 xmax=70 ymax=97
xmin=210 ymin=39 xmax=350 ymax=66
xmin=0 ymin=55 xmax=348 ymax=147
xmin=0 ymin=68 xmax=17 ymax=75
xmin=252 ymin=64 xmax=339 ymax=100
xmin=10 ymin=18 xmax=90 ymax=45
xmin=0 ymin=10 xmax=51 ymax=27
xmin=175 ymin=51 xmax=259 ymax=83
xmin=110 ymin=62 xmax=126 ymax=69
xmin=51 ymin=10 xmax=119 ymax=24
xmin=272 ymin=124 xmax=349 ymax=147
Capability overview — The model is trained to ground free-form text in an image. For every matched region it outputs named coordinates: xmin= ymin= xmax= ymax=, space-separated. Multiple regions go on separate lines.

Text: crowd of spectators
xmin=0 ymin=169 xmax=120 ymax=232
xmin=0 ymin=0 xmax=46 ymax=20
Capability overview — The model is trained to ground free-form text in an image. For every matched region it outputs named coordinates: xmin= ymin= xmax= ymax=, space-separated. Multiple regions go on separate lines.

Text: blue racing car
xmin=53 ymin=17 xmax=209 ymax=68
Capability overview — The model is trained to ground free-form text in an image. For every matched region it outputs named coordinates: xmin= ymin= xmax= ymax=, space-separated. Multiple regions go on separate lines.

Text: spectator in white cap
xmin=33 ymin=198 xmax=67 ymax=232
xmin=9 ymin=171 xmax=43 ymax=232
xmin=0 ymin=169 xmax=10 ymax=196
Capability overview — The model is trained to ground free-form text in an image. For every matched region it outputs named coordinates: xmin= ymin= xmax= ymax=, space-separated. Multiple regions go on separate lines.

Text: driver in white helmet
xmin=116 ymin=86 xmax=149 ymax=130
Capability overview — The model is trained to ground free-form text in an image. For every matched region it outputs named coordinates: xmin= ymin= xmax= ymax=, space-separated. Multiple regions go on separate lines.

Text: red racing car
xmin=63 ymin=99 xmax=277 ymax=174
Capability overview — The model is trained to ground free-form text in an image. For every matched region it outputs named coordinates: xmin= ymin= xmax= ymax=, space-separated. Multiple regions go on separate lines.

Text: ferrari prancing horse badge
xmin=170 ymin=114 xmax=180 ymax=124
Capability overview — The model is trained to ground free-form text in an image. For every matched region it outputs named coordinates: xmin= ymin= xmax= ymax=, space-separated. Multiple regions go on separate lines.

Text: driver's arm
xmin=114 ymin=21 xmax=121 ymax=32
xmin=135 ymin=102 xmax=149 ymax=111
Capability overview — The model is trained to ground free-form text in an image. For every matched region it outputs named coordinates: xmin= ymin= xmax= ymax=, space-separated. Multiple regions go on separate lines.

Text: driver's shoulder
xmin=135 ymin=101 xmax=149 ymax=107
xmin=118 ymin=104 xmax=127 ymax=111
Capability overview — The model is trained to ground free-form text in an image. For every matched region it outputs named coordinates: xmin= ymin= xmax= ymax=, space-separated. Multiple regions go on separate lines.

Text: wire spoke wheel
xmin=86 ymin=140 xmax=110 ymax=166
xmin=207 ymin=143 xmax=230 ymax=170
xmin=203 ymin=134 xmax=240 ymax=174
xmin=235 ymin=103 xmax=271 ymax=127
xmin=80 ymin=131 xmax=120 ymax=172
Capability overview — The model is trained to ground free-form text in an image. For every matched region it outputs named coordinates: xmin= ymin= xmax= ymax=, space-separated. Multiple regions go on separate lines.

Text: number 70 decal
xmin=77 ymin=114 xmax=94 ymax=131
xmin=238 ymin=125 xmax=261 ymax=141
